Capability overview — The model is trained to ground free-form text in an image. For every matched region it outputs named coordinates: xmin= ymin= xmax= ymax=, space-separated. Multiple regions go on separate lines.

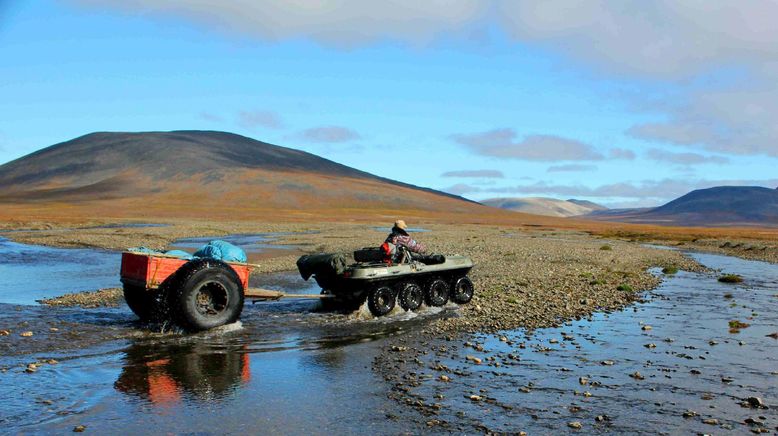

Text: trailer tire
xmin=451 ymin=276 xmax=474 ymax=304
xmin=425 ymin=279 xmax=449 ymax=307
xmin=398 ymin=282 xmax=423 ymax=311
xmin=170 ymin=259 xmax=244 ymax=331
xmin=368 ymin=286 xmax=395 ymax=317
xmin=123 ymin=284 xmax=152 ymax=320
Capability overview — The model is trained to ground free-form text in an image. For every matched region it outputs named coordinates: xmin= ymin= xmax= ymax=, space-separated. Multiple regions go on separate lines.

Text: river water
xmin=0 ymin=240 xmax=776 ymax=434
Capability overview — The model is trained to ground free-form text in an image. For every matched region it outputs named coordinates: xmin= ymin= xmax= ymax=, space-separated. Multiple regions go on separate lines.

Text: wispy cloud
xmin=238 ymin=110 xmax=284 ymax=129
xmin=441 ymin=169 xmax=504 ymax=178
xmin=445 ymin=178 xmax=778 ymax=203
xmin=609 ymin=148 xmax=635 ymax=160
xmin=73 ymin=0 xmax=487 ymax=47
xmin=645 ymin=148 xmax=729 ymax=165
xmin=298 ymin=126 xmax=361 ymax=143
xmin=451 ymin=128 xmax=603 ymax=161
xmin=547 ymin=164 xmax=596 ymax=173
xmin=199 ymin=112 xmax=223 ymax=122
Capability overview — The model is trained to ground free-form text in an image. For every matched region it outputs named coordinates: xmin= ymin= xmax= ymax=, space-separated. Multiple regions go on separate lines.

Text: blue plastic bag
xmin=164 ymin=249 xmax=194 ymax=260
xmin=193 ymin=240 xmax=247 ymax=263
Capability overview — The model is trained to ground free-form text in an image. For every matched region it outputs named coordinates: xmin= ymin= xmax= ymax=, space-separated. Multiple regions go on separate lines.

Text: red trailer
xmin=120 ymin=251 xmax=325 ymax=331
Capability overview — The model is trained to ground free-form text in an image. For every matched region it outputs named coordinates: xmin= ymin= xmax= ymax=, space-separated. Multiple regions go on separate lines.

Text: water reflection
xmin=115 ymin=342 xmax=250 ymax=405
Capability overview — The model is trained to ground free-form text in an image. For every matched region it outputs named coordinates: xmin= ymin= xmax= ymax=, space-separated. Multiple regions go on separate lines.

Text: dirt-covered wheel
xmin=318 ymin=289 xmax=338 ymax=311
xmin=123 ymin=284 xmax=152 ymax=320
xmin=124 ymin=284 xmax=173 ymax=323
xmin=425 ymin=278 xmax=449 ymax=307
xmin=170 ymin=259 xmax=245 ymax=331
xmin=367 ymin=286 xmax=396 ymax=316
xmin=451 ymin=276 xmax=474 ymax=304
xmin=398 ymin=282 xmax=423 ymax=311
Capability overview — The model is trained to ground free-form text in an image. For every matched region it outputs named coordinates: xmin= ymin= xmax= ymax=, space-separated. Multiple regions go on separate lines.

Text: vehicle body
xmin=298 ymin=247 xmax=475 ymax=316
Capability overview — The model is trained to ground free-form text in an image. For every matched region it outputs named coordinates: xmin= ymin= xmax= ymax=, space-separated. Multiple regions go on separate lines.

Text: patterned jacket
xmin=384 ymin=228 xmax=426 ymax=254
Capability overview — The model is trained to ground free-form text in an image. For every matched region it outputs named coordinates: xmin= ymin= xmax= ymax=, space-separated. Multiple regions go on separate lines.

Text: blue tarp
xmin=193 ymin=240 xmax=247 ymax=263
xmin=128 ymin=240 xmax=247 ymax=263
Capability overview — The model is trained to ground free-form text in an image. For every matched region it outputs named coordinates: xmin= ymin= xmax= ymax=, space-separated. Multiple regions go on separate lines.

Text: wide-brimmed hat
xmin=394 ymin=219 xmax=408 ymax=230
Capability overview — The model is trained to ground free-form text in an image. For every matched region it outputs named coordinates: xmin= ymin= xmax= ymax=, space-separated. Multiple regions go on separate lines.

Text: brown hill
xmin=0 ymin=131 xmax=504 ymax=221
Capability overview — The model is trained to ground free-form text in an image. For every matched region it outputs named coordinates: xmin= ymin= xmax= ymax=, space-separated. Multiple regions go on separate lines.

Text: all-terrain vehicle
xmin=297 ymin=246 xmax=475 ymax=317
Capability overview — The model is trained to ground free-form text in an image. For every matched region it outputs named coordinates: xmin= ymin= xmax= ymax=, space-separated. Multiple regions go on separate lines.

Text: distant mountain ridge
xmin=482 ymin=197 xmax=607 ymax=217
xmin=585 ymin=186 xmax=778 ymax=227
xmin=0 ymin=130 xmax=484 ymax=218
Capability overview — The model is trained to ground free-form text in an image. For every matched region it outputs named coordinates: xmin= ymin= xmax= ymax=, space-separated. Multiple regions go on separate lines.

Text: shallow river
xmin=0 ymin=241 xmax=776 ymax=434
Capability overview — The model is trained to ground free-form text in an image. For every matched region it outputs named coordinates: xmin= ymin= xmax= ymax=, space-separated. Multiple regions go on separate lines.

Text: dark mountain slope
xmin=0 ymin=131 xmax=471 ymax=204
xmin=583 ymin=186 xmax=778 ymax=227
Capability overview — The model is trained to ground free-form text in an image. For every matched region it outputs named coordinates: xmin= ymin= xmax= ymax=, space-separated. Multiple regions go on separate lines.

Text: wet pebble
xmin=0 ymin=329 xmax=10 ymax=336
xmin=567 ymin=421 xmax=582 ymax=429
xmin=20 ymin=331 xmax=33 ymax=337
xmin=629 ymin=371 xmax=645 ymax=380
xmin=465 ymin=355 xmax=482 ymax=365
xmin=73 ymin=425 xmax=86 ymax=432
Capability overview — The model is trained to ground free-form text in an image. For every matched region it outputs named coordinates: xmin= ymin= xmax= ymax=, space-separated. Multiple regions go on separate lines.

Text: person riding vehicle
xmin=382 ymin=220 xmax=426 ymax=263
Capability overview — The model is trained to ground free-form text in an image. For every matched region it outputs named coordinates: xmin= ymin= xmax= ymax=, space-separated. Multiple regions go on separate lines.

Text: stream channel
xmin=0 ymin=236 xmax=775 ymax=434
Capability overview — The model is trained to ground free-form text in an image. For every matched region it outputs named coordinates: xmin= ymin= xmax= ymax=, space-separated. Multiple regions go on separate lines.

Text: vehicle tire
xmin=367 ymin=286 xmax=396 ymax=317
xmin=398 ymin=282 xmax=423 ymax=311
xmin=318 ymin=289 xmax=339 ymax=311
xmin=170 ymin=259 xmax=245 ymax=331
xmin=123 ymin=284 xmax=152 ymax=320
xmin=451 ymin=276 xmax=474 ymax=304
xmin=425 ymin=279 xmax=449 ymax=307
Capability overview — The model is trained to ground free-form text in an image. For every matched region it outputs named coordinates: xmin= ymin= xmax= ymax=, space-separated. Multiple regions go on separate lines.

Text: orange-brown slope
xmin=0 ymin=130 xmax=512 ymax=222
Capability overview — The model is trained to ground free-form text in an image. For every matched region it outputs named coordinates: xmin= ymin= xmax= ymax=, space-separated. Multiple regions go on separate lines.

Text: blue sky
xmin=2 ymin=1 xmax=778 ymax=207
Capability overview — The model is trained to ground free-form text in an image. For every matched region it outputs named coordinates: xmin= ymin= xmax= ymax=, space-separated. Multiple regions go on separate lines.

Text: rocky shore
xmin=6 ymin=221 xmax=705 ymax=333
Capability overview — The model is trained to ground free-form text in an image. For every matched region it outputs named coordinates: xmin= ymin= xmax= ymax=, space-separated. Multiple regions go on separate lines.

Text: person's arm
xmin=393 ymin=235 xmax=426 ymax=254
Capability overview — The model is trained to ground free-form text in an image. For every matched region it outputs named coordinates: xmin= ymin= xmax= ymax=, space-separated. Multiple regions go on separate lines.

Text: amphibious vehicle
xmin=297 ymin=246 xmax=475 ymax=316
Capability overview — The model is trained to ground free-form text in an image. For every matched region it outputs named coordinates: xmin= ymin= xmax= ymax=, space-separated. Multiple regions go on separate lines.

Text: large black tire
xmin=318 ymin=289 xmax=365 ymax=313
xmin=451 ymin=276 xmax=474 ymax=304
xmin=169 ymin=259 xmax=245 ymax=331
xmin=425 ymin=279 xmax=449 ymax=307
xmin=367 ymin=286 xmax=396 ymax=317
xmin=398 ymin=282 xmax=423 ymax=311
xmin=123 ymin=284 xmax=152 ymax=320
xmin=123 ymin=284 xmax=173 ymax=322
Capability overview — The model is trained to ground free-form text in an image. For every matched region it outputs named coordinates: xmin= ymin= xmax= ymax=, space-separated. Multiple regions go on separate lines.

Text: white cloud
xmin=608 ymin=148 xmax=635 ymax=160
xmin=644 ymin=148 xmax=729 ymax=165
xmin=446 ymin=178 xmax=778 ymax=203
xmin=73 ymin=0 xmax=487 ymax=47
xmin=451 ymin=129 xmax=604 ymax=161
xmin=298 ymin=126 xmax=361 ymax=143
xmin=497 ymin=1 xmax=778 ymax=79
xmin=441 ymin=169 xmax=504 ymax=178
xmin=199 ymin=112 xmax=223 ymax=122
xmin=77 ymin=1 xmax=778 ymax=159
xmin=547 ymin=164 xmax=596 ymax=173
xmin=238 ymin=110 xmax=284 ymax=129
